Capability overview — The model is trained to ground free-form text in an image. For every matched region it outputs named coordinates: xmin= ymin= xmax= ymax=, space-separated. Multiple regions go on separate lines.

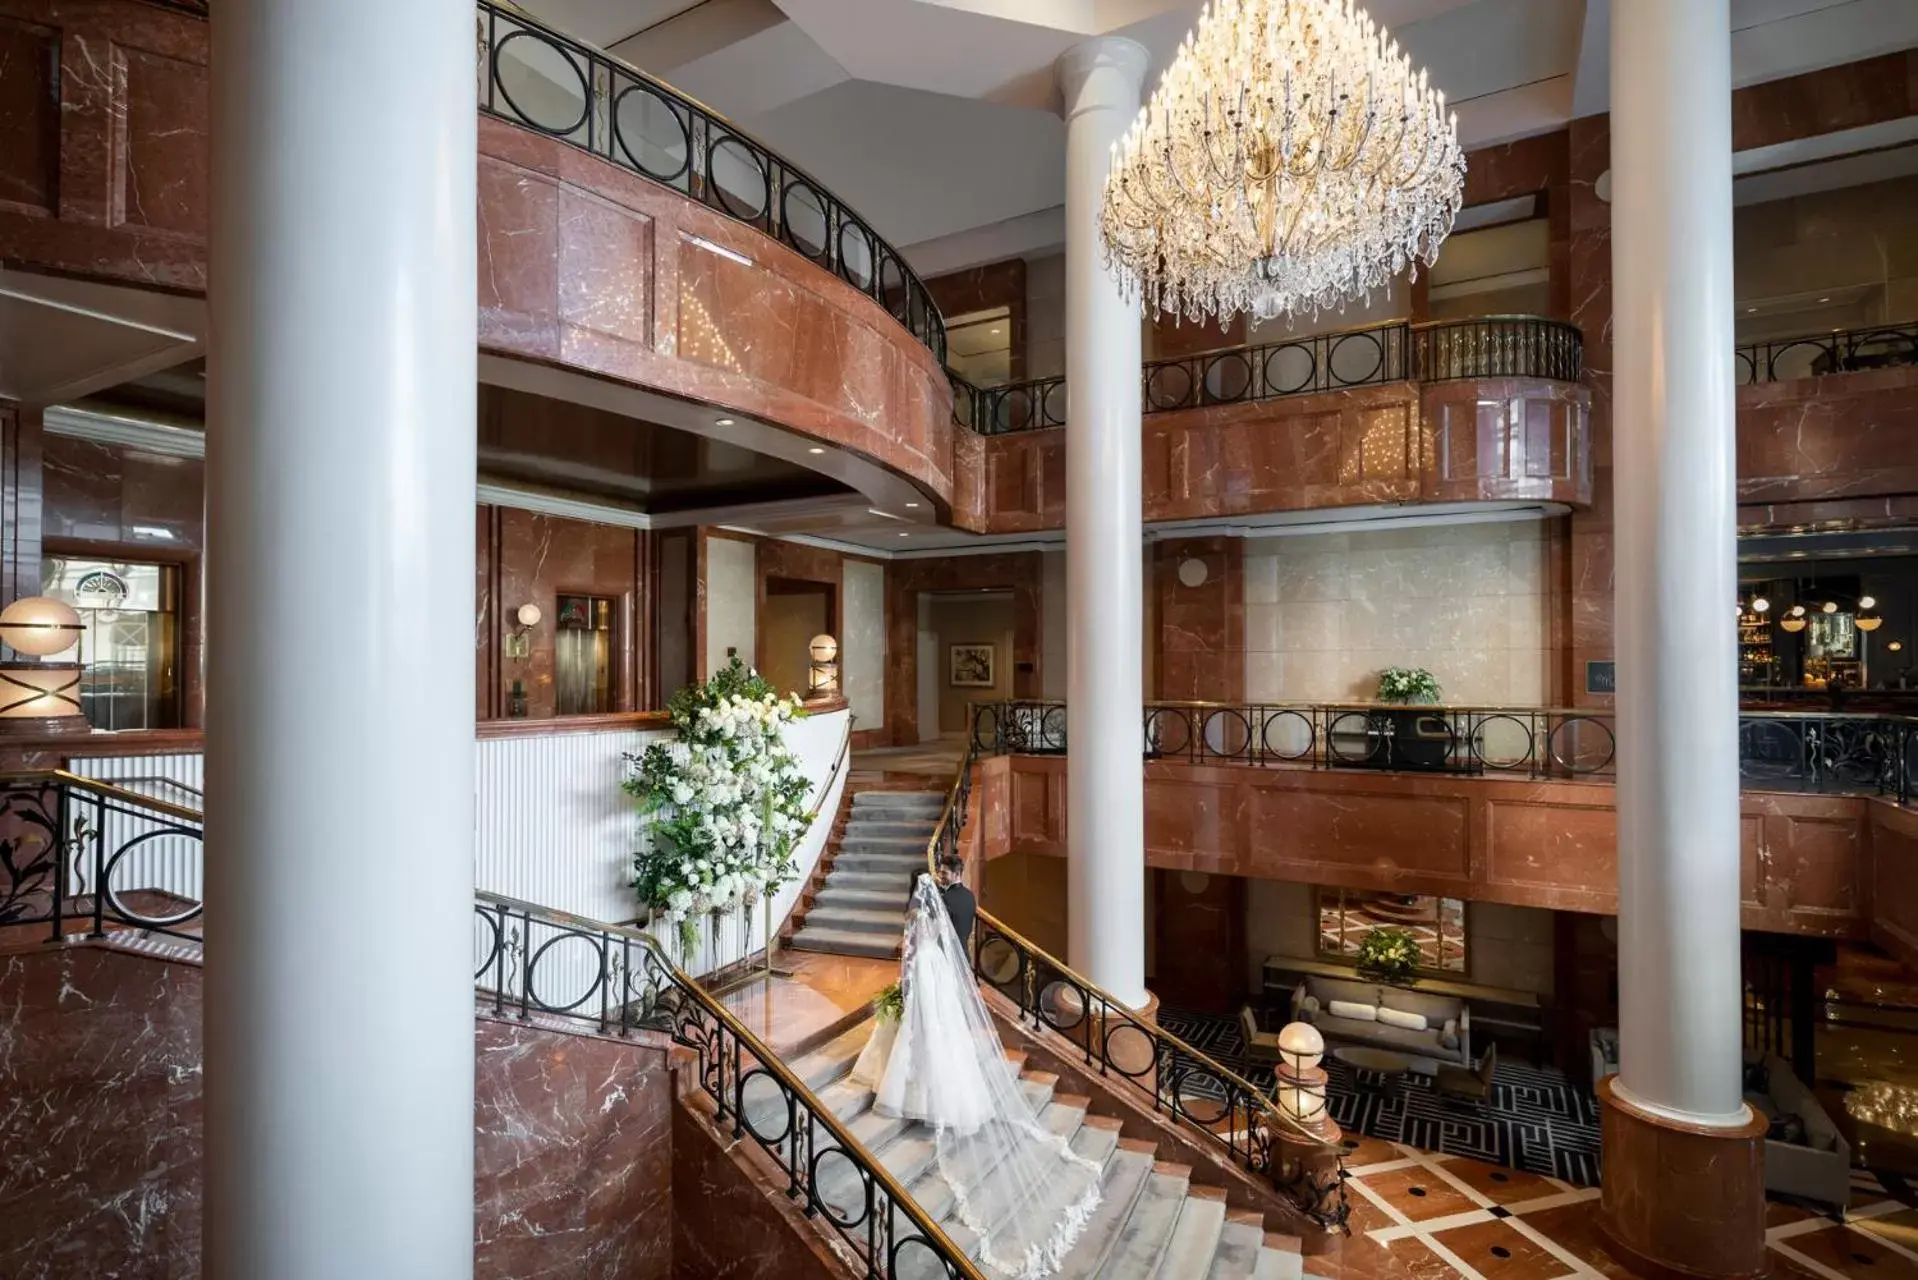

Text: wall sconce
xmin=807 ymin=634 xmax=840 ymax=700
xmin=0 ymin=596 xmax=82 ymax=657
xmin=0 ymin=596 xmax=86 ymax=731
xmin=505 ymin=603 xmax=541 ymax=661
xmin=1273 ymin=1021 xmax=1329 ymax=1130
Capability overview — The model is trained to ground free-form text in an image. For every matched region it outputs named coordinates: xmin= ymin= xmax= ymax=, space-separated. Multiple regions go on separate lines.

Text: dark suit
xmin=941 ymin=880 xmax=977 ymax=949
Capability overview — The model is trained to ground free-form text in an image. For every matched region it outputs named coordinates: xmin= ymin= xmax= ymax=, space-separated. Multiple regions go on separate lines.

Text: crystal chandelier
xmin=1100 ymin=0 xmax=1466 ymax=324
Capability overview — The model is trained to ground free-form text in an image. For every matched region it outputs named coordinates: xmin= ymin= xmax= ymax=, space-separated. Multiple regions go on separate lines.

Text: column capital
xmin=1055 ymin=36 xmax=1150 ymax=119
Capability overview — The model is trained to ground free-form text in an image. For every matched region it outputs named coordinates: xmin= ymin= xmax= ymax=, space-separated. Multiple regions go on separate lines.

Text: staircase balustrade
xmin=920 ymin=739 xmax=1353 ymax=1236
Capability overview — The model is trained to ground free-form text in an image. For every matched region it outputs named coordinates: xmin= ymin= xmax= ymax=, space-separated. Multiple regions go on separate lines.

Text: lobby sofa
xmin=1746 ymin=1052 xmax=1850 ymax=1209
xmin=1289 ymin=973 xmax=1472 ymax=1068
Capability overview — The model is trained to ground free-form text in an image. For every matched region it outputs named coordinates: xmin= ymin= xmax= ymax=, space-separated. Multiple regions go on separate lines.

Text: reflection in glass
xmin=41 ymin=557 xmax=182 ymax=730
xmin=556 ymin=593 xmax=616 ymax=716
xmin=1317 ymin=888 xmax=1467 ymax=974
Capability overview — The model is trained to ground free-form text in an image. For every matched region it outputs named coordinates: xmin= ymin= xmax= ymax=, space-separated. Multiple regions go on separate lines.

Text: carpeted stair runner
xmin=788 ymin=790 xmax=944 ymax=959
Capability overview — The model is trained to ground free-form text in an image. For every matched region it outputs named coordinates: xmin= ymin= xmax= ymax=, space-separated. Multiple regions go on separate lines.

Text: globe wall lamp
xmin=0 ymin=596 xmax=85 ymax=728
xmin=807 ymin=634 xmax=840 ymax=700
xmin=1273 ymin=1021 xmax=1330 ymax=1131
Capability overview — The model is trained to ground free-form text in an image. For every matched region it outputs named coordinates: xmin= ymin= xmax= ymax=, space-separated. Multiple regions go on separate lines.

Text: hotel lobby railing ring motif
xmin=477 ymin=1 xmax=947 ymax=366
xmin=971 ymin=699 xmax=1918 ymax=806
xmin=1734 ymin=321 xmax=1918 ymax=386
xmin=921 ymin=727 xmax=1352 ymax=1236
xmin=957 ymin=315 xmax=1582 ymax=436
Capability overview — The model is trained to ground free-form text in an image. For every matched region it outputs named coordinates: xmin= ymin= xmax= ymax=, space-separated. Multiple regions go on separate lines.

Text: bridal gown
xmin=855 ymin=875 xmax=1103 ymax=1279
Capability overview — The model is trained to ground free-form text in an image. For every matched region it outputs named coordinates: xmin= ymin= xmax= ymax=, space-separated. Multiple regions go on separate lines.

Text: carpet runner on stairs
xmin=769 ymin=1018 xmax=1317 ymax=1280
xmin=789 ymin=790 xmax=944 ymax=959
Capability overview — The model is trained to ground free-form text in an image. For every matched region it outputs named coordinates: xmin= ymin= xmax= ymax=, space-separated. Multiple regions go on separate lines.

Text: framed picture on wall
xmin=949 ymin=643 xmax=996 ymax=688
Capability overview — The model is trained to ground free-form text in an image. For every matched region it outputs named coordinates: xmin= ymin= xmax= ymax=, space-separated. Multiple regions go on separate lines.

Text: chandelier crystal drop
xmin=1100 ymin=0 xmax=1466 ymax=324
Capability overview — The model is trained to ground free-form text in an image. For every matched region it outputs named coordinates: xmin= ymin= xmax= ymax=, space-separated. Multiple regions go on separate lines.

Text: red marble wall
xmin=0 ymin=401 xmax=45 ymax=606
xmin=0 ymin=940 xmax=679 ymax=1280
xmin=884 ymin=553 xmax=1042 ymax=746
xmin=1870 ymin=801 xmax=1918 ymax=972
xmin=926 ymin=258 xmax=1028 ymax=382
xmin=477 ymin=505 xmax=649 ymax=721
xmin=997 ymin=754 xmax=1875 ymax=939
xmin=0 ymin=0 xmax=954 ymax=512
xmin=671 ymin=1094 xmax=846 ymax=1280
xmin=963 ymin=378 xmax=1594 ymax=535
xmin=1153 ymin=537 xmax=1244 ymax=704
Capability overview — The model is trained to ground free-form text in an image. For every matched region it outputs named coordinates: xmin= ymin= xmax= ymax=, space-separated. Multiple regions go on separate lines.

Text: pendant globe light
xmin=1100 ymin=0 xmax=1466 ymax=324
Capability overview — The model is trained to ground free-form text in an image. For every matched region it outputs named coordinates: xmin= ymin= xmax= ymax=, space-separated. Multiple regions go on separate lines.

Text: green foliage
xmin=1376 ymin=666 xmax=1442 ymax=704
xmin=1355 ymin=926 xmax=1422 ymax=985
xmin=875 ymin=981 xmax=905 ymax=1023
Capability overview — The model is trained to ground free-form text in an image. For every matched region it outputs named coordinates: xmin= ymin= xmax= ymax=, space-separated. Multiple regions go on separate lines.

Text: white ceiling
xmin=515 ymin=0 xmax=1918 ymax=274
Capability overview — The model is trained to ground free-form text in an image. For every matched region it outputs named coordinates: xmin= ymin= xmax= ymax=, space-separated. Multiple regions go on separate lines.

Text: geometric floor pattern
xmin=1159 ymin=1006 xmax=1603 ymax=1185
xmin=1340 ymin=1138 xmax=1914 ymax=1279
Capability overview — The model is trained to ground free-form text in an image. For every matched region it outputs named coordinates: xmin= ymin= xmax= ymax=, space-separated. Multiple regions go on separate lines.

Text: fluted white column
xmin=1057 ymin=38 xmax=1150 ymax=1010
xmin=204 ymin=0 xmax=477 ymax=1275
xmin=1610 ymin=0 xmax=1746 ymax=1126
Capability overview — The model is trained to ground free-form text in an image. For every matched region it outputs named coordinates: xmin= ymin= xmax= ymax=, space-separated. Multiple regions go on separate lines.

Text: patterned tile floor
xmin=1339 ymin=1138 xmax=1908 ymax=1279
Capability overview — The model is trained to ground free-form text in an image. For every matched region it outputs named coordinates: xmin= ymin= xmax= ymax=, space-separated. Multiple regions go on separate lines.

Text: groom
xmin=933 ymin=856 xmax=976 ymax=947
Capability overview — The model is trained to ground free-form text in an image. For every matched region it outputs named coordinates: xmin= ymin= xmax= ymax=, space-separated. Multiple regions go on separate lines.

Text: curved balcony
xmin=949 ymin=316 xmax=1593 ymax=532
xmin=477 ymin=2 xmax=944 ymax=365
xmin=0 ymin=0 xmax=955 ymax=510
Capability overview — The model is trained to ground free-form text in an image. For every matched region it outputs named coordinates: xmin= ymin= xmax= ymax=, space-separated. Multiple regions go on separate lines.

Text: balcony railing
xmin=1735 ymin=321 xmax=1918 ymax=386
xmin=970 ymin=700 xmax=1918 ymax=806
xmin=920 ymin=739 xmax=1352 ymax=1236
xmin=957 ymin=315 xmax=1582 ymax=436
xmin=476 ymin=1 xmax=946 ymax=365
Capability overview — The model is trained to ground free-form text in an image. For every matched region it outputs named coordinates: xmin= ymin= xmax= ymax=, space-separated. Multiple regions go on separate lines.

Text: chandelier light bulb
xmin=1099 ymin=0 xmax=1465 ymax=323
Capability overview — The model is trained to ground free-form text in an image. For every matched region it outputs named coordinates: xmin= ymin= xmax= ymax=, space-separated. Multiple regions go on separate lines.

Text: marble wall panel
xmin=702 ymin=530 xmax=756 ymax=677
xmin=473 ymin=1016 xmax=674 ymax=1280
xmin=1154 ymin=537 xmax=1244 ymax=704
xmin=117 ymin=45 xmax=206 ymax=238
xmin=883 ymin=552 xmax=1041 ymax=746
xmin=1000 ymin=756 xmax=1874 ymax=936
xmin=1871 ymin=800 xmax=1918 ymax=970
xmin=1735 ymin=365 xmax=1918 ymax=504
xmin=1731 ymin=50 xmax=1918 ymax=152
xmin=671 ymin=1094 xmax=845 ymax=1280
xmin=0 ymin=15 xmax=58 ymax=217
xmin=487 ymin=505 xmax=644 ymax=720
xmin=841 ymin=557 xmax=886 ymax=730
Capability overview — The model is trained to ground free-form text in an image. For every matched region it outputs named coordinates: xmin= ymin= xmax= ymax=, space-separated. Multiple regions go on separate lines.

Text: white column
xmin=1610 ymin=0 xmax=1746 ymax=1125
xmin=204 ymin=0 xmax=477 ymax=1275
xmin=1057 ymin=38 xmax=1150 ymax=1010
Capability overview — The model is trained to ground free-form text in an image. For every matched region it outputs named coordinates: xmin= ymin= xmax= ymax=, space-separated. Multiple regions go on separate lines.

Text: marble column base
xmin=1596 ymin=1075 xmax=1768 ymax=1279
xmin=1088 ymin=987 xmax=1160 ymax=1078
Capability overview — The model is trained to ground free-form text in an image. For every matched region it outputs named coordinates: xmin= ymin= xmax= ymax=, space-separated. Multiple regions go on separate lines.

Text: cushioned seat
xmin=1289 ymin=973 xmax=1471 ymax=1068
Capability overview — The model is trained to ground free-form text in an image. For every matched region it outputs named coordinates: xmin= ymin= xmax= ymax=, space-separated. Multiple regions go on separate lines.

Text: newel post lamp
xmin=1269 ymin=1019 xmax=1345 ymax=1223
xmin=807 ymin=634 xmax=840 ymax=702
xmin=0 ymin=596 xmax=86 ymax=733
xmin=1273 ymin=1021 xmax=1330 ymax=1132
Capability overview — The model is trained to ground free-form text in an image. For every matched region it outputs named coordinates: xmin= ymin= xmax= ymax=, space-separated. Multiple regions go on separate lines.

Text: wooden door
xmin=1152 ymin=869 xmax=1245 ymax=1013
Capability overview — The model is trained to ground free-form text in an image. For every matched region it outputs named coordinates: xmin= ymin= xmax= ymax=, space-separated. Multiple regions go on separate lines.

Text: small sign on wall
xmin=1585 ymin=660 xmax=1616 ymax=695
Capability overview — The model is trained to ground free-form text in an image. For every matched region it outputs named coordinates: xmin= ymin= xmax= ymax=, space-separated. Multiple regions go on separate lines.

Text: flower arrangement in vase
xmin=1355 ymin=926 xmax=1422 ymax=986
xmin=1376 ymin=667 xmax=1442 ymax=705
xmin=625 ymin=657 xmax=811 ymax=959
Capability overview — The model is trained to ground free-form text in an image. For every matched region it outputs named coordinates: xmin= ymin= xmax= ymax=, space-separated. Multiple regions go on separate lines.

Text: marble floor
xmin=1336 ymin=1134 xmax=1908 ymax=1279
xmin=715 ymin=947 xmax=898 ymax=1054
xmin=849 ymin=737 xmax=968 ymax=782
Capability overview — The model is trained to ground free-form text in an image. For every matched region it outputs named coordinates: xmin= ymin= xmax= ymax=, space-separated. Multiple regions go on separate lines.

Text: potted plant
xmin=1355 ymin=926 xmax=1421 ymax=986
xmin=1376 ymin=667 xmax=1442 ymax=704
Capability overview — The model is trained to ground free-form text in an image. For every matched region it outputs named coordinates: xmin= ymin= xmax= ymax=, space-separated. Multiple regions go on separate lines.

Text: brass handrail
xmin=478 ymin=888 xmax=986 ymax=1280
xmin=43 ymin=769 xmax=205 ymax=824
xmin=987 ymin=695 xmax=1918 ymax=726
xmin=922 ymin=740 xmax=1337 ymax=1155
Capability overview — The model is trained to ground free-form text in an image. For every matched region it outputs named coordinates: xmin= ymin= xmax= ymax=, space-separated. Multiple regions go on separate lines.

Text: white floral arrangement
xmin=625 ymin=658 xmax=812 ymax=957
xmin=1375 ymin=666 xmax=1442 ymax=705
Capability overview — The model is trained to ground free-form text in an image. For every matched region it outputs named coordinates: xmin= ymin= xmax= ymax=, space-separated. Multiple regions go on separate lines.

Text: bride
xmin=850 ymin=874 xmax=1103 ymax=1279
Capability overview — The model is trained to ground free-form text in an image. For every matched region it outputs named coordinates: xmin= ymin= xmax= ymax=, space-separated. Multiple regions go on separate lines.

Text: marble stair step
xmin=826 ymin=870 xmax=916 ymax=894
xmin=787 ymin=927 xmax=902 ymax=959
xmin=816 ymin=1077 xmax=881 ymax=1123
xmin=1205 ymin=1217 xmax=1266 ymax=1280
xmin=814 ymin=885 xmax=911 ymax=911
xmin=803 ymin=904 xmax=909 ymax=934
xmin=1090 ymin=1164 xmax=1192 ymax=1280
xmin=1152 ymin=1192 xmax=1228 ymax=1280
xmin=1251 ymin=1237 xmax=1305 ymax=1280
xmin=790 ymin=1022 xmax=876 ymax=1092
xmin=812 ymin=1098 xmax=922 ymax=1222
xmin=903 ymin=1078 xmax=1059 ymax=1226
xmin=933 ymin=1104 xmax=1110 ymax=1272
xmin=1049 ymin=1144 xmax=1159 ymax=1280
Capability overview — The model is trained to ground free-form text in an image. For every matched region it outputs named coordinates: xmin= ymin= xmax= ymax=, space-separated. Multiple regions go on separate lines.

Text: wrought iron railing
xmin=1735 ymin=321 xmax=1918 ymax=386
xmin=0 ymin=760 xmax=980 ymax=1280
xmin=921 ymin=739 xmax=1350 ymax=1234
xmin=964 ymin=315 xmax=1581 ymax=436
xmin=0 ymin=770 xmax=204 ymax=941
xmin=475 ymin=892 xmax=985 ymax=1280
xmin=969 ymin=699 xmax=1918 ymax=805
xmin=476 ymin=1 xmax=946 ymax=365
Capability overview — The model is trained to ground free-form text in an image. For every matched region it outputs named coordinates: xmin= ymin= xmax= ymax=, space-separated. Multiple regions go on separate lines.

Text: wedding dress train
xmin=860 ymin=875 xmax=1103 ymax=1279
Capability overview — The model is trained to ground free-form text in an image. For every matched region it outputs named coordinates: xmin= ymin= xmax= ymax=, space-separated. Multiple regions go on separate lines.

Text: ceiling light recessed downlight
xmin=898 ymin=532 xmax=910 ymax=538
xmin=714 ymin=417 xmax=734 ymax=427
xmin=905 ymin=502 xmax=920 ymax=508
xmin=808 ymin=447 xmax=825 ymax=455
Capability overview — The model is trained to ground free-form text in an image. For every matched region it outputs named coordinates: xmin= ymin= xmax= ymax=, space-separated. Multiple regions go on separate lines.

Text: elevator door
xmin=42 ymin=558 xmax=183 ymax=730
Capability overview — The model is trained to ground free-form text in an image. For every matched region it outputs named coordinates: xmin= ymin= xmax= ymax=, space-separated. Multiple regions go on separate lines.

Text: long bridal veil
xmin=875 ymin=876 xmax=1103 ymax=1279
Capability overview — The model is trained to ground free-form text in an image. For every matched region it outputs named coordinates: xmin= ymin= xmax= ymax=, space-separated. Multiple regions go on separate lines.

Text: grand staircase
xmin=772 ymin=1017 xmax=1316 ymax=1280
xmin=788 ymin=790 xmax=945 ymax=958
